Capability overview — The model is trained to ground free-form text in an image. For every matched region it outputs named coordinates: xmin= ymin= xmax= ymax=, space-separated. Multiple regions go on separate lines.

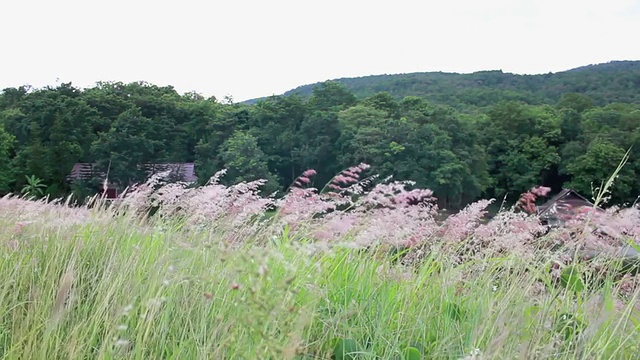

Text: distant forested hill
xmin=245 ymin=60 xmax=640 ymax=109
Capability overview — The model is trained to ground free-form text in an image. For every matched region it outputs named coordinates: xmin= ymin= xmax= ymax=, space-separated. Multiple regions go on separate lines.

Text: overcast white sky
xmin=1 ymin=0 xmax=639 ymax=102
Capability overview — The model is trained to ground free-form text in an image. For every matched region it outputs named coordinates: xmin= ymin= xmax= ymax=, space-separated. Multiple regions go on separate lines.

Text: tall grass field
xmin=2 ymin=165 xmax=640 ymax=359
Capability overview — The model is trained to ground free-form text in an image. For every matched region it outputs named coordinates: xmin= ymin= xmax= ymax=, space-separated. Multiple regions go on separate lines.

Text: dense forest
xmin=270 ymin=60 xmax=640 ymax=110
xmin=1 ymin=61 xmax=640 ymax=210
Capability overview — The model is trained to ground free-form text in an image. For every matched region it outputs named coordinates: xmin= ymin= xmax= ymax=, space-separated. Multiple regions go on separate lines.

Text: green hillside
xmin=244 ymin=60 xmax=640 ymax=109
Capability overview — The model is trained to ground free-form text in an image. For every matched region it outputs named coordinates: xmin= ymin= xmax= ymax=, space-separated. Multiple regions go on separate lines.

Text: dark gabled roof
xmin=537 ymin=189 xmax=591 ymax=215
xmin=537 ymin=188 xmax=603 ymax=223
xmin=68 ymin=162 xmax=198 ymax=184
xmin=67 ymin=163 xmax=106 ymax=183
xmin=142 ymin=163 xmax=198 ymax=183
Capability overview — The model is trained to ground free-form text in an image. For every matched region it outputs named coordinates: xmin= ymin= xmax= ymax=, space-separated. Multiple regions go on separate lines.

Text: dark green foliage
xmin=329 ymin=338 xmax=425 ymax=359
xmin=276 ymin=61 xmax=640 ymax=109
xmin=554 ymin=313 xmax=586 ymax=341
xmin=331 ymin=338 xmax=360 ymax=360
xmin=2 ymin=60 xmax=640 ymax=208
xmin=219 ymin=130 xmax=280 ymax=194
xmin=308 ymin=81 xmax=358 ymax=111
xmin=559 ymin=266 xmax=585 ymax=293
xmin=444 ymin=302 xmax=465 ymax=322
xmin=401 ymin=346 xmax=422 ymax=360
xmin=20 ymin=175 xmax=46 ymax=199
xmin=0 ymin=123 xmax=15 ymax=194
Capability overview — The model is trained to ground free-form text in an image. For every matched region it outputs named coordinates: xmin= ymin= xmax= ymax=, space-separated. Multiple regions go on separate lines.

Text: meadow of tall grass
xmin=2 ymin=164 xmax=640 ymax=359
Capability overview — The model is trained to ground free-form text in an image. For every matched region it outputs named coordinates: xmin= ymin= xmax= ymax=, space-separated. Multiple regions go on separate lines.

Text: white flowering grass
xmin=1 ymin=196 xmax=640 ymax=359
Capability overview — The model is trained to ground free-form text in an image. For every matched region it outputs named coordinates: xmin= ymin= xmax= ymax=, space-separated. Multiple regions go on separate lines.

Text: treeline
xmin=277 ymin=60 xmax=640 ymax=110
xmin=1 ymin=80 xmax=639 ymax=209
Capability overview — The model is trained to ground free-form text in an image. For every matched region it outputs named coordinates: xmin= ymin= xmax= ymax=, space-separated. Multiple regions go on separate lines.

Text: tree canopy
xmin=1 ymin=61 xmax=639 ymax=209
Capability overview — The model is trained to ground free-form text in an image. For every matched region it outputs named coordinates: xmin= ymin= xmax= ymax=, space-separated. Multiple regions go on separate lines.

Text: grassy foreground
xmin=1 ymin=197 xmax=640 ymax=359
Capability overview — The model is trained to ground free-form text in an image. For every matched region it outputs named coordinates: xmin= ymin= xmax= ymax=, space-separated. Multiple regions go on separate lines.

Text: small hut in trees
xmin=67 ymin=162 xmax=198 ymax=199
xmin=536 ymin=189 xmax=602 ymax=227
xmin=67 ymin=163 xmax=118 ymax=199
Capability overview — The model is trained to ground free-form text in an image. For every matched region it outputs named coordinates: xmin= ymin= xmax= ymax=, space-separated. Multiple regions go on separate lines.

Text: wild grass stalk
xmin=1 ymin=161 xmax=640 ymax=359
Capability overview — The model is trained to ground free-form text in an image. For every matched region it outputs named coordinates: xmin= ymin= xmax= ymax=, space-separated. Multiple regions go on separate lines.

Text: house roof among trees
xmin=143 ymin=163 xmax=198 ymax=183
xmin=68 ymin=162 xmax=198 ymax=184
xmin=537 ymin=188 xmax=602 ymax=224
